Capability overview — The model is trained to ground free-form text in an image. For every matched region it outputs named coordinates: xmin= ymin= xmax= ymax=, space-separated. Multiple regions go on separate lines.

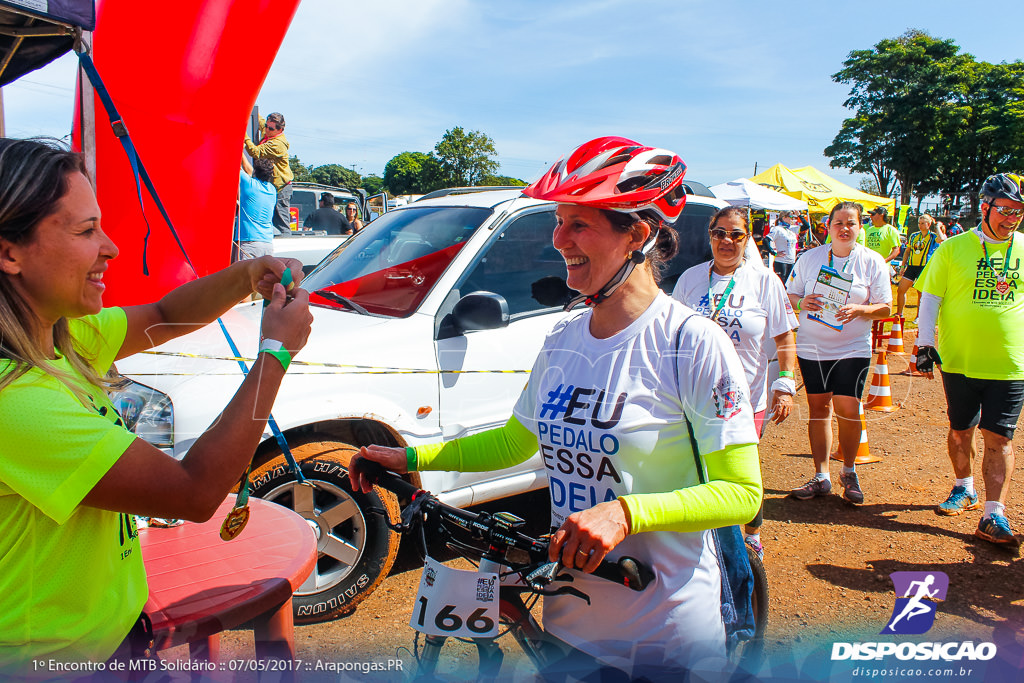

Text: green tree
xmin=288 ymin=155 xmax=313 ymax=182
xmin=383 ymin=151 xmax=443 ymax=195
xmin=857 ymin=177 xmax=882 ymax=196
xmin=360 ymin=174 xmax=385 ymax=195
xmin=920 ymin=60 xmax=1024 ymax=215
xmin=826 ymin=30 xmax=975 ymax=205
xmin=310 ymin=164 xmax=361 ymax=188
xmin=824 ymin=114 xmax=897 ymax=198
xmin=481 ymin=174 xmax=526 ymax=186
xmin=434 ymin=127 xmax=500 ymax=187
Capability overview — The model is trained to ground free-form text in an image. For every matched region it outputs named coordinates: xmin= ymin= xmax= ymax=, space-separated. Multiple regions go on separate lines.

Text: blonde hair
xmin=0 ymin=138 xmax=108 ymax=401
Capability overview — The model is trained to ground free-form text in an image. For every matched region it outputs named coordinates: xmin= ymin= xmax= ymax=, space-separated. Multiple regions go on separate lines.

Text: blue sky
xmin=4 ymin=0 xmax=1020 ymax=191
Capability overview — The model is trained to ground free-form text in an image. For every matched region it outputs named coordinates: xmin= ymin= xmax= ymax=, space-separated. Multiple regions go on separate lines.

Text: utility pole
xmin=753 ymin=162 xmax=758 ymax=176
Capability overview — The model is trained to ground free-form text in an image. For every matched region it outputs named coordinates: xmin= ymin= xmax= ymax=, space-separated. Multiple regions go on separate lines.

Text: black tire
xmin=747 ymin=545 xmax=769 ymax=639
xmin=736 ymin=545 xmax=770 ymax=670
xmin=248 ymin=439 xmax=401 ymax=623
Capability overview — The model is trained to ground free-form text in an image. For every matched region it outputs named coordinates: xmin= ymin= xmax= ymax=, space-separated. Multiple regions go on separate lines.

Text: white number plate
xmin=410 ymin=556 xmax=499 ymax=638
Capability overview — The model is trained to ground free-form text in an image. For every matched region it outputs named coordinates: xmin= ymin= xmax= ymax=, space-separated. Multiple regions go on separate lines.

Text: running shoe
xmin=790 ymin=477 xmax=831 ymax=500
xmin=936 ymin=486 xmax=980 ymax=516
xmin=839 ymin=471 xmax=864 ymax=504
xmin=976 ymin=514 xmax=1020 ymax=551
xmin=745 ymin=537 xmax=764 ymax=561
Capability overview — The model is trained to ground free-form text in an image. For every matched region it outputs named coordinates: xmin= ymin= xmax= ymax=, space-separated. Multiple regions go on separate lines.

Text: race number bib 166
xmin=410 ymin=556 xmax=499 ymax=638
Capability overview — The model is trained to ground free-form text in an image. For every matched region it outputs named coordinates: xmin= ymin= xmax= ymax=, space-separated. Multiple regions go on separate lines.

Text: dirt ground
xmin=163 ymin=324 xmax=1024 ymax=682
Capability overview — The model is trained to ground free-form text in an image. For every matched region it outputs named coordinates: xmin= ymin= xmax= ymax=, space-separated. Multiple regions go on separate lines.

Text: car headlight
xmin=106 ymin=370 xmax=174 ymax=448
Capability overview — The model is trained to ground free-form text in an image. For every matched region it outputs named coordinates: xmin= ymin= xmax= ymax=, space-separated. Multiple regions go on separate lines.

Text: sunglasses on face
xmin=265 ymin=124 xmax=279 ymax=132
xmin=992 ymin=205 xmax=1024 ymax=217
xmin=709 ymin=228 xmax=749 ymax=241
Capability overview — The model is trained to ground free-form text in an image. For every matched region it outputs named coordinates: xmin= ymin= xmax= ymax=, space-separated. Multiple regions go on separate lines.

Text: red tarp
xmin=76 ymin=0 xmax=300 ymax=305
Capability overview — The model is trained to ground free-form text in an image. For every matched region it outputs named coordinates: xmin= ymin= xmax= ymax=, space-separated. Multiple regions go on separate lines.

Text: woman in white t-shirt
xmin=351 ymin=137 xmax=761 ymax=679
xmin=786 ymin=201 xmax=892 ymax=505
xmin=674 ymin=206 xmax=798 ymax=559
xmin=769 ymin=219 xmax=798 ymax=282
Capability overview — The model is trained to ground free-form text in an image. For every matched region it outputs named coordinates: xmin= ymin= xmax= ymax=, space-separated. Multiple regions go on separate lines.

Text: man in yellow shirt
xmin=864 ymin=207 xmax=901 ymax=263
xmin=915 ymin=173 xmax=1024 ymax=551
xmin=244 ymin=112 xmax=294 ymax=235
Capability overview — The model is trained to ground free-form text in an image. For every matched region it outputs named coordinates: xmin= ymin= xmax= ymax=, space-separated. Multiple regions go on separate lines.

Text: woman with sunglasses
xmin=350 ymin=137 xmax=760 ymax=678
xmin=345 ymin=202 xmax=363 ymax=232
xmin=673 ymin=207 xmax=797 ymax=559
xmin=786 ymin=202 xmax=892 ymax=505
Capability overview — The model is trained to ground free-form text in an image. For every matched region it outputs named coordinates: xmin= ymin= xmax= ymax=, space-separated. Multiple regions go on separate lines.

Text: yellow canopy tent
xmin=750 ymin=164 xmax=896 ymax=215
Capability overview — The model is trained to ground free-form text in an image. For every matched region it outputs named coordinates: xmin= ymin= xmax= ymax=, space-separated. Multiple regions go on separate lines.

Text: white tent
xmin=710 ymin=178 xmax=809 ymax=211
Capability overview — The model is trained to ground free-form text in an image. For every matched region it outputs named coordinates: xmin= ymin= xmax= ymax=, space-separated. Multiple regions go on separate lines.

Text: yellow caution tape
xmin=137 ymin=350 xmax=530 ymax=375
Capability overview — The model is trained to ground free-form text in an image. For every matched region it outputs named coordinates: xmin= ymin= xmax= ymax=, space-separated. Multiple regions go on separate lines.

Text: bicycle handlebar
xmin=357 ymin=458 xmax=653 ymax=592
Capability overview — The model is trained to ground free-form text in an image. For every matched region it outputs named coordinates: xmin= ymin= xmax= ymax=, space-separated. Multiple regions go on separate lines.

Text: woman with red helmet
xmin=351 ymin=137 xmax=761 ymax=678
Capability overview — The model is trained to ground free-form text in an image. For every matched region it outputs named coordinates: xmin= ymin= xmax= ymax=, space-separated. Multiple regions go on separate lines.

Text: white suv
xmin=112 ymin=187 xmax=725 ymax=622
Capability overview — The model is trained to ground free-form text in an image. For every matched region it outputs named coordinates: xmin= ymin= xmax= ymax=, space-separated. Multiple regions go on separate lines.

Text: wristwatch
xmin=259 ymin=338 xmax=291 ymax=372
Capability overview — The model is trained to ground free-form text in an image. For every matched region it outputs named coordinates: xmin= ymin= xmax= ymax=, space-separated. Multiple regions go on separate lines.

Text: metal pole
xmin=76 ymin=30 xmax=96 ymax=183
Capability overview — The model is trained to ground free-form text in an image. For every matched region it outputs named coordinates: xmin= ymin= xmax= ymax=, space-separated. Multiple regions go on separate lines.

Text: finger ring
xmin=577 ymin=549 xmax=589 ymax=556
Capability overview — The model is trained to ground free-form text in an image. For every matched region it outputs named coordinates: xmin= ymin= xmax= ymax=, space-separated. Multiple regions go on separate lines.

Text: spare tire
xmin=248 ymin=439 xmax=401 ymax=623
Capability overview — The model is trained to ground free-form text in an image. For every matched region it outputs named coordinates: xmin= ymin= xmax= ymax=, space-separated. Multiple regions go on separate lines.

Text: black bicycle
xmin=361 ymin=462 xmax=767 ymax=680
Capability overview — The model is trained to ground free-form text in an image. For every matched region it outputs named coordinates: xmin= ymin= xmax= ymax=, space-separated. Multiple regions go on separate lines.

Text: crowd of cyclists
xmin=2 ymin=130 xmax=1022 ymax=680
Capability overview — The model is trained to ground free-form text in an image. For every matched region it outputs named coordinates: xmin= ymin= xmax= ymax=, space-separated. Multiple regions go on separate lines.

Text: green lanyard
xmin=980 ymin=232 xmax=1015 ymax=285
xmin=828 ymin=249 xmax=851 ymax=274
xmin=708 ymin=265 xmax=737 ymax=322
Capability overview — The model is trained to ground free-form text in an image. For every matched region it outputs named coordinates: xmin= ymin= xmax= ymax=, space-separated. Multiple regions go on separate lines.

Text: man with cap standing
xmin=915 ymin=173 xmax=1024 ymax=552
xmin=864 ymin=207 xmax=901 ymax=263
xmin=303 ymin=192 xmax=352 ymax=235
xmin=244 ymin=112 xmax=293 ymax=235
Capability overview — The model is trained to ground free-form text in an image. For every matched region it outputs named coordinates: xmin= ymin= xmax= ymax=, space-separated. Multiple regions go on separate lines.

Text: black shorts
xmin=940 ymin=372 xmax=1024 ymax=439
xmin=798 ymin=356 xmax=872 ymax=399
xmin=773 ymin=261 xmax=794 ymax=283
xmin=902 ymin=265 xmax=925 ymax=282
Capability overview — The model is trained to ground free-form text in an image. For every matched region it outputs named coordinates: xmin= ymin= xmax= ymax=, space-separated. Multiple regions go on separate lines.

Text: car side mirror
xmin=451 ymin=292 xmax=509 ymax=334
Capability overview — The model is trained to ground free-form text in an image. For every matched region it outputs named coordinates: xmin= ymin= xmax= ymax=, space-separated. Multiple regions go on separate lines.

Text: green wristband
xmin=779 ymin=371 xmax=794 ymax=378
xmin=260 ymin=348 xmax=290 ymax=372
xmin=795 ymin=297 xmax=802 ymax=312
xmin=406 ymin=446 xmax=417 ymax=472
xmin=258 ymin=339 xmax=291 ymax=371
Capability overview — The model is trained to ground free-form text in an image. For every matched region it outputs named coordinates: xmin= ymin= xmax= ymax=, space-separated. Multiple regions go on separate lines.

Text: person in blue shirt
xmin=234 ymin=157 xmax=278 ymax=261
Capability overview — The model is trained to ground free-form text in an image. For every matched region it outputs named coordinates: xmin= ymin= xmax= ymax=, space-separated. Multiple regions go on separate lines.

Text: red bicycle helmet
xmin=524 ymin=136 xmax=688 ymax=222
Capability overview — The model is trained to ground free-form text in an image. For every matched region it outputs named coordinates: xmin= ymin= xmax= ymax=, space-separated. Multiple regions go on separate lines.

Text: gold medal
xmin=220 ymin=505 xmax=250 ymax=541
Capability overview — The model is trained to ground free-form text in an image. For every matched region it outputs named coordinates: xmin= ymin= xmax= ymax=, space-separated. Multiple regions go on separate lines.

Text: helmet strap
xmin=981 ymin=203 xmax=997 ymax=240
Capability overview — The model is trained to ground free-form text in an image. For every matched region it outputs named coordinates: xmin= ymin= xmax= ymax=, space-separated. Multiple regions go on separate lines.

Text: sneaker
xmin=936 ymin=486 xmax=980 ymax=516
xmin=976 ymin=514 xmax=1021 ymax=551
xmin=839 ymin=471 xmax=864 ymax=504
xmin=745 ymin=537 xmax=764 ymax=561
xmin=790 ymin=477 xmax=831 ymax=500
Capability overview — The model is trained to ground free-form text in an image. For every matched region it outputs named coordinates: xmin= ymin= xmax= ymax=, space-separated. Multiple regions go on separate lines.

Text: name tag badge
xmin=410 ymin=556 xmax=499 ymax=638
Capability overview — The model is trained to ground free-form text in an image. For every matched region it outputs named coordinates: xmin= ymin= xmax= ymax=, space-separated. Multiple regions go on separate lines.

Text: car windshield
xmin=302 ymin=205 xmax=493 ymax=317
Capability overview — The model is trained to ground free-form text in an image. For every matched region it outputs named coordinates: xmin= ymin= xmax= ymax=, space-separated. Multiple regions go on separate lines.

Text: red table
xmin=140 ymin=495 xmax=316 ymax=662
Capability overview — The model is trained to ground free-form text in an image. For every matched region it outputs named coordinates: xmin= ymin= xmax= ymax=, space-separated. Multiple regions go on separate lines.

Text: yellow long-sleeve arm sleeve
xmin=410 ymin=415 xmax=537 ymax=472
xmin=621 ymin=443 xmax=762 ymax=534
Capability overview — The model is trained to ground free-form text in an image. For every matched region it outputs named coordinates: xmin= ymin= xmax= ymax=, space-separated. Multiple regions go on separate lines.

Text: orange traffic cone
xmin=886 ymin=316 xmax=905 ymax=354
xmin=900 ymin=344 xmax=925 ymax=376
xmin=866 ymin=350 xmax=899 ymax=412
xmin=831 ymin=402 xmax=880 ymax=464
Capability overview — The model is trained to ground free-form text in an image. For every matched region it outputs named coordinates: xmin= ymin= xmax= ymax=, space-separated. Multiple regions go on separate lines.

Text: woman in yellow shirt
xmin=896 ymin=214 xmax=942 ymax=318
